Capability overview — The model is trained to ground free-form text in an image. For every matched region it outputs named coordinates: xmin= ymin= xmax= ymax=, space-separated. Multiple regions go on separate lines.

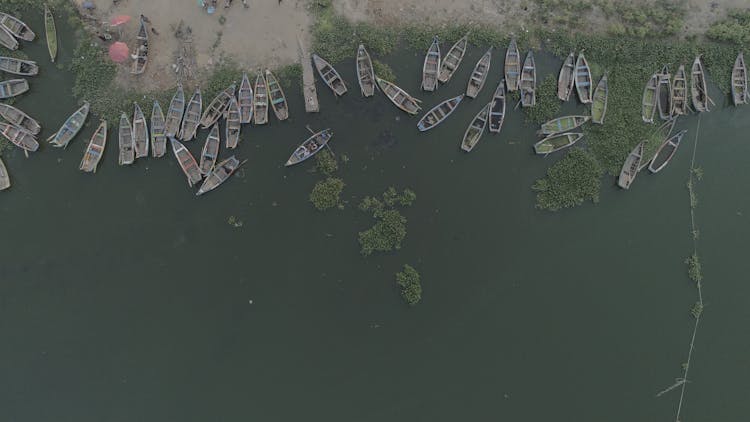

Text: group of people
xmin=199 ymin=0 xmax=249 ymax=13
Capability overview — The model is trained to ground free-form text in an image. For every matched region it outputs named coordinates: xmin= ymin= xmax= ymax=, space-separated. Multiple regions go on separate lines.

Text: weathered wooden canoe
xmin=639 ymin=118 xmax=677 ymax=172
xmin=132 ymin=103 xmax=149 ymax=158
xmin=49 ymin=102 xmax=89 ymax=148
xmin=642 ymin=73 xmax=658 ymax=123
xmin=671 ymin=65 xmax=688 ymax=116
xmin=170 ymin=137 xmax=202 ymax=186
xmin=520 ymin=51 xmax=536 ymax=107
xmin=118 ymin=113 xmax=134 ymax=165
xmin=0 ymin=79 xmax=29 ymax=99
xmin=285 ymin=128 xmax=332 ymax=166
xmin=438 ymin=34 xmax=468 ymax=84
xmin=657 ymin=65 xmax=672 ymax=120
xmin=197 ymin=155 xmax=244 ymax=196
xmin=0 ymin=156 xmax=9 ymax=191
xmin=466 ymin=48 xmax=491 ymax=99
xmin=265 ymin=69 xmax=289 ymax=121
xmin=575 ymin=51 xmax=593 ymax=104
xmin=201 ymin=84 xmax=235 ymax=128
xmin=416 ymin=94 xmax=463 ymax=132
xmin=356 ymin=44 xmax=375 ymax=97
xmin=238 ymin=72 xmax=253 ymax=123
xmin=691 ymin=56 xmax=709 ymax=112
xmin=648 ymin=130 xmax=686 ymax=173
xmin=539 ymin=115 xmax=589 ymax=136
xmin=45 ymin=5 xmax=57 ymax=63
xmin=151 ymin=101 xmax=167 ymax=158
xmin=618 ymin=141 xmax=644 ymax=189
xmin=461 ymin=102 xmax=490 ymax=152
xmin=253 ymin=73 xmax=269 ymax=125
xmin=131 ymin=16 xmax=148 ymax=75
xmin=0 ymin=56 xmax=38 ymax=76
xmin=489 ymin=79 xmax=506 ymax=133
xmin=79 ymin=120 xmax=107 ymax=173
xmin=505 ymin=37 xmax=521 ymax=92
xmin=164 ymin=84 xmax=185 ymax=138
xmin=225 ymin=96 xmax=241 ymax=149
xmin=313 ymin=53 xmax=347 ymax=96
xmin=557 ymin=52 xmax=575 ymax=101
xmin=0 ymin=121 xmax=38 ymax=152
xmin=0 ymin=13 xmax=34 ymax=41
xmin=376 ymin=77 xmax=422 ymax=115
xmin=0 ymin=26 xmax=17 ymax=50
xmin=732 ymin=52 xmax=747 ymax=106
xmin=199 ymin=124 xmax=220 ymax=175
xmin=179 ymin=88 xmax=202 ymax=141
xmin=591 ymin=74 xmax=608 ymax=124
xmin=0 ymin=103 xmax=40 ymax=134
xmin=422 ymin=36 xmax=440 ymax=92
xmin=534 ymin=132 xmax=583 ymax=155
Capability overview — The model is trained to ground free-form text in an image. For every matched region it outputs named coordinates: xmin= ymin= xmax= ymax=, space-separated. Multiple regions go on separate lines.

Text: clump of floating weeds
xmin=372 ymin=60 xmax=396 ymax=82
xmin=314 ymin=150 xmax=338 ymax=175
xmin=522 ymin=74 xmax=560 ymax=124
xmin=358 ymin=187 xmax=416 ymax=256
xmin=227 ymin=216 xmax=243 ymax=228
xmin=309 ymin=177 xmax=345 ymax=210
xmin=395 ymin=264 xmax=422 ymax=306
xmin=531 ymin=148 xmax=602 ymax=211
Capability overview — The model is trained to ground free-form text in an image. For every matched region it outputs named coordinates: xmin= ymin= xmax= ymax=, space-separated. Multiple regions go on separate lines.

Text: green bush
xmin=396 ymin=265 xmax=422 ymax=306
xmin=707 ymin=9 xmax=750 ymax=45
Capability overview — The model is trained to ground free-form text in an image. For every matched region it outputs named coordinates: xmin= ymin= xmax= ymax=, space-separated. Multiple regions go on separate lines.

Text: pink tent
xmin=108 ymin=42 xmax=130 ymax=62
xmin=110 ymin=15 xmax=131 ymax=27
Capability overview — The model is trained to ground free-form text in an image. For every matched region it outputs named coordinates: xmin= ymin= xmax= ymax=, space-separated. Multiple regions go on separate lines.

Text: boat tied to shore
xmin=0 ymin=103 xmax=41 ymax=134
xmin=356 ymin=44 xmax=375 ymax=97
xmin=691 ymin=56 xmax=709 ymax=112
xmin=0 ymin=56 xmax=38 ymax=76
xmin=520 ymin=50 xmax=536 ymax=107
xmin=151 ymin=100 xmax=167 ymax=158
xmin=0 ymin=79 xmax=29 ymax=99
xmin=197 ymin=156 xmax=245 ymax=195
xmin=538 ymin=115 xmax=589 ymax=136
xmin=575 ymin=51 xmax=593 ymax=104
xmin=286 ymin=128 xmax=332 ymax=166
xmin=201 ymin=84 xmax=235 ymax=128
xmin=591 ymin=74 xmax=608 ymax=124
xmin=313 ymin=53 xmax=347 ymax=96
xmin=488 ymin=79 xmax=506 ymax=133
xmin=0 ymin=121 xmax=38 ymax=153
xmin=225 ymin=96 xmax=241 ymax=149
xmin=376 ymin=77 xmax=422 ymax=115
xmin=671 ymin=65 xmax=688 ymax=116
xmin=438 ymin=34 xmax=468 ymax=84
xmin=648 ymin=130 xmax=686 ymax=173
xmin=557 ymin=52 xmax=575 ymax=101
xmin=118 ymin=113 xmax=134 ymax=165
xmin=265 ymin=69 xmax=289 ymax=121
xmin=657 ymin=65 xmax=672 ymax=120
xmin=642 ymin=73 xmax=658 ymax=123
xmin=533 ymin=132 xmax=584 ymax=155
xmin=131 ymin=16 xmax=148 ymax=75
xmin=422 ymin=36 xmax=440 ymax=92
xmin=618 ymin=141 xmax=645 ymax=189
xmin=0 ymin=12 xmax=34 ymax=41
xmin=466 ymin=48 xmax=491 ymax=98
xmin=170 ymin=137 xmax=202 ymax=187
xmin=199 ymin=124 xmax=220 ymax=175
xmin=505 ymin=37 xmax=520 ymax=92
xmin=79 ymin=120 xmax=107 ymax=173
xmin=133 ymin=103 xmax=149 ymax=158
xmin=49 ymin=102 xmax=89 ymax=148
xmin=731 ymin=52 xmax=747 ymax=106
xmin=165 ymin=84 xmax=185 ymax=138
xmin=238 ymin=72 xmax=254 ymax=123
xmin=461 ymin=102 xmax=490 ymax=152
xmin=254 ymin=73 xmax=269 ymax=125
xmin=416 ymin=94 xmax=463 ymax=132
xmin=179 ymin=88 xmax=202 ymax=141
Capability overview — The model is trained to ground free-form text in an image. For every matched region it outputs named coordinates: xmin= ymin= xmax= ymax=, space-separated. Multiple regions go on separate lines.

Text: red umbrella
xmin=109 ymin=42 xmax=130 ymax=63
xmin=110 ymin=15 xmax=131 ymax=27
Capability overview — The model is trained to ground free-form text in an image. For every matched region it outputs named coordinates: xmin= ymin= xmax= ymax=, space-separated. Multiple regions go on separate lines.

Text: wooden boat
xmin=200 ymin=84 xmax=235 ymax=128
xmin=285 ymin=128 xmax=333 ymax=166
xmin=79 ymin=120 xmax=107 ymax=173
xmin=691 ymin=56 xmax=709 ymax=112
xmin=131 ymin=16 xmax=148 ymax=75
xmin=0 ymin=103 xmax=40 ymax=134
xmin=461 ymin=102 xmax=490 ymax=152
xmin=520 ymin=51 xmax=536 ymax=107
xmin=0 ymin=26 xmax=18 ymax=50
xmin=591 ymin=74 xmax=608 ymax=124
xmin=170 ymin=137 xmax=202 ymax=186
xmin=648 ymin=130 xmax=686 ymax=173
xmin=671 ymin=65 xmax=688 ymax=116
xmin=0 ymin=79 xmax=29 ymax=99
xmin=731 ymin=52 xmax=747 ymax=106
xmin=197 ymin=156 xmax=244 ymax=196
xmin=253 ymin=73 xmax=269 ymax=125
xmin=179 ymin=88 xmax=202 ymax=141
xmin=0 ymin=13 xmax=34 ymax=41
xmin=416 ymin=94 xmax=463 ymax=132
xmin=642 ymin=73 xmax=658 ymax=123
xmin=639 ymin=117 xmax=677 ymax=172
xmin=539 ymin=115 xmax=589 ymax=136
xmin=225 ymin=96 xmax=241 ymax=149
xmin=505 ymin=37 xmax=521 ymax=92
xmin=488 ymin=79 xmax=506 ymax=133
xmin=657 ymin=65 xmax=672 ymax=120
xmin=466 ymin=48 xmax=491 ymax=98
xmin=575 ymin=51 xmax=593 ymax=104
xmin=557 ymin=52 xmax=575 ymax=101
xmin=118 ymin=113 xmax=134 ymax=165
xmin=376 ymin=77 xmax=421 ymax=115
xmin=617 ymin=141 xmax=644 ymax=189
xmin=164 ymin=84 xmax=185 ymax=137
xmin=356 ymin=44 xmax=375 ymax=97
xmin=49 ymin=102 xmax=89 ymax=148
xmin=0 ymin=121 xmax=38 ymax=152
xmin=199 ymin=124 xmax=220 ymax=175
xmin=422 ymin=36 xmax=440 ymax=92
xmin=0 ymin=56 xmax=38 ymax=76
xmin=132 ymin=103 xmax=149 ymax=158
xmin=312 ymin=54 xmax=347 ymax=96
xmin=534 ymin=133 xmax=584 ymax=155
xmin=438 ymin=34 xmax=468 ymax=84
xmin=0 ymin=156 xmax=9 ymax=191
xmin=238 ymin=72 xmax=253 ymax=123
xmin=265 ymin=69 xmax=289 ymax=121
xmin=150 ymin=100 xmax=167 ymax=158
xmin=45 ymin=5 xmax=57 ymax=63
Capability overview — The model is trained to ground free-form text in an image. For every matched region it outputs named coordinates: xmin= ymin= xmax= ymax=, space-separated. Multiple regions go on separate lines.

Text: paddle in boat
xmin=225 ymin=96 xmax=241 ymax=149
xmin=48 ymin=102 xmax=89 ymax=148
xmin=657 ymin=65 xmax=672 ymax=120
xmin=488 ymin=79 xmax=506 ymax=133
xmin=313 ymin=53 xmax=347 ymax=96
xmin=286 ymin=128 xmax=333 ymax=166
xmin=170 ymin=137 xmax=202 ymax=187
xmin=151 ymin=100 xmax=167 ymax=158
xmin=254 ymin=72 xmax=269 ymax=125
xmin=671 ymin=65 xmax=688 ymax=116
xmin=197 ymin=156 xmax=246 ymax=196
xmin=520 ymin=50 xmax=536 ymax=107
xmin=422 ymin=36 xmax=440 ymax=92
xmin=118 ymin=113 xmax=135 ymax=165
xmin=238 ymin=72 xmax=254 ymax=123
xmin=416 ymin=94 xmax=464 ymax=132
xmin=79 ymin=120 xmax=107 ymax=173
xmin=691 ymin=56 xmax=709 ymax=112
xmin=466 ymin=48 xmax=491 ymax=98
xmin=438 ymin=34 xmax=468 ymax=84
xmin=376 ymin=77 xmax=422 ymax=115
xmin=461 ymin=102 xmax=490 ymax=152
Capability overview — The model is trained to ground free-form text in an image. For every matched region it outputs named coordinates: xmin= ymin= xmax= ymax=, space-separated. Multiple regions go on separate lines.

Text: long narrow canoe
xmin=0 ymin=103 xmax=40 ymax=134
xmin=79 ymin=120 xmax=107 ymax=173
xmin=238 ymin=72 xmax=253 ymax=123
xmin=197 ymin=156 xmax=244 ymax=195
xmin=132 ymin=103 xmax=149 ymax=158
xmin=151 ymin=101 xmax=167 ymax=158
xmin=461 ymin=103 xmax=490 ymax=152
xmin=0 ymin=121 xmax=38 ymax=152
xmin=534 ymin=133 xmax=584 ymax=155
xmin=731 ymin=52 xmax=747 ymax=106
xmin=285 ymin=129 xmax=332 ymax=166
xmin=131 ymin=17 xmax=148 ymax=75
xmin=313 ymin=54 xmax=347 ymax=96
xmin=575 ymin=51 xmax=593 ymax=104
xmin=0 ymin=26 xmax=18 ymax=50
xmin=639 ymin=118 xmax=677 ymax=172
xmin=671 ymin=65 xmax=688 ymax=116
xmin=467 ymin=48 xmax=491 ymax=99
xmin=170 ymin=137 xmax=202 ymax=186
xmin=164 ymin=84 xmax=185 ymax=137
xmin=253 ymin=73 xmax=269 ymax=125
xmin=488 ymin=79 xmax=506 ymax=133
xmin=691 ymin=56 xmax=709 ymax=112
xmin=591 ymin=74 xmax=608 ymax=124
xmin=0 ymin=56 xmax=38 ymax=76
xmin=45 ymin=5 xmax=57 ymax=63
xmin=557 ymin=52 xmax=575 ymax=101
xmin=438 ymin=35 xmax=468 ymax=84
xmin=199 ymin=124 xmax=220 ymax=175
xmin=376 ymin=77 xmax=421 ymax=115
xmin=0 ymin=13 xmax=34 ymax=41
xmin=179 ymin=88 xmax=202 ymax=141
xmin=49 ymin=103 xmax=89 ymax=148
xmin=356 ymin=44 xmax=375 ymax=97
xmin=201 ymin=84 xmax=235 ymax=128
xmin=505 ymin=37 xmax=521 ymax=92
xmin=642 ymin=74 xmax=658 ymax=123
xmin=520 ymin=51 xmax=536 ymax=107
xmin=618 ymin=141 xmax=645 ymax=189
xmin=416 ymin=94 xmax=463 ymax=132
xmin=657 ymin=65 xmax=672 ymax=120
xmin=422 ymin=36 xmax=440 ymax=92
xmin=0 ymin=79 xmax=29 ymax=99
xmin=118 ymin=113 xmax=134 ymax=165
xmin=225 ymin=96 xmax=241 ymax=149
xmin=539 ymin=115 xmax=589 ymax=136
xmin=0 ymin=156 xmax=9 ymax=190
xmin=265 ymin=69 xmax=289 ymax=121
xmin=649 ymin=130 xmax=686 ymax=173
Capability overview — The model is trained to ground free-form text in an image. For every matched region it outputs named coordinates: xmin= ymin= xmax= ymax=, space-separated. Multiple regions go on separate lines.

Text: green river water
xmin=1 ymin=14 xmax=749 ymax=422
